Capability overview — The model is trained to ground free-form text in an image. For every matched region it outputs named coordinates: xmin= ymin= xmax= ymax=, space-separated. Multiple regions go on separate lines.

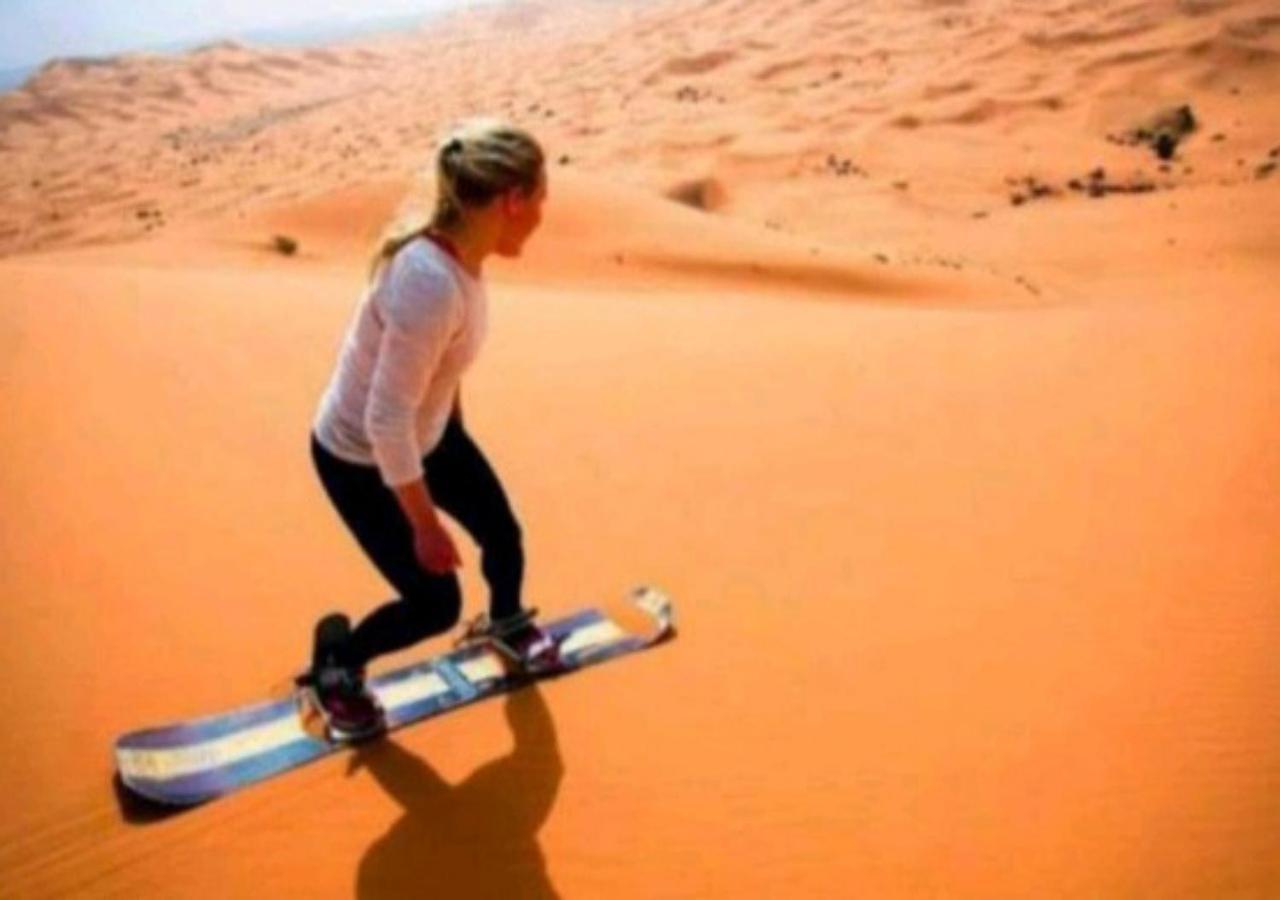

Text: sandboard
xmin=114 ymin=586 xmax=675 ymax=806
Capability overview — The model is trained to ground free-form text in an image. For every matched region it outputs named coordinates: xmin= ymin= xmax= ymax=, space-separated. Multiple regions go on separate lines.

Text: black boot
xmin=486 ymin=609 xmax=560 ymax=672
xmin=299 ymin=612 xmax=385 ymax=741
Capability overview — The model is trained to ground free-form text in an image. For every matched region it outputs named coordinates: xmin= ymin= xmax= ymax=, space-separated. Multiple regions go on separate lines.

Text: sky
xmin=0 ymin=0 xmax=492 ymax=70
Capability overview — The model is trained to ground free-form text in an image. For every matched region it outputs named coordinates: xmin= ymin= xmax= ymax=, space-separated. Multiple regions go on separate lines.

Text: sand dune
xmin=1 ymin=0 xmax=1278 ymax=896
xmin=1 ymin=0 xmax=1276 ymax=260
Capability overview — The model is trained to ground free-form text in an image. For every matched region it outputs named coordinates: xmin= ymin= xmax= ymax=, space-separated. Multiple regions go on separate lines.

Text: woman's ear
xmin=502 ymin=188 xmax=525 ymax=217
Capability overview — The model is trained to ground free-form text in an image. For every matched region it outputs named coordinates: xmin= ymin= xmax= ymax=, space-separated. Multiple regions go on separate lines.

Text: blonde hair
xmin=367 ymin=117 xmax=545 ymax=283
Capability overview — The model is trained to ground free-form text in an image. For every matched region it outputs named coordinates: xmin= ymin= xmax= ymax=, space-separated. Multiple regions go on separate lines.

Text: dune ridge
xmin=1 ymin=0 xmax=1278 ymax=897
xmin=0 ymin=0 xmax=1275 ymax=265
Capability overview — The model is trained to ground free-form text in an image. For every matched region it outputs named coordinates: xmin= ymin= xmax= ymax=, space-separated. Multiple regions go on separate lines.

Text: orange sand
xmin=1 ymin=0 xmax=1278 ymax=896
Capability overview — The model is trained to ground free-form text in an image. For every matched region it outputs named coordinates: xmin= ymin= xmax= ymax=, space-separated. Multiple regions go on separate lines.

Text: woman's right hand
xmin=413 ymin=519 xmax=461 ymax=574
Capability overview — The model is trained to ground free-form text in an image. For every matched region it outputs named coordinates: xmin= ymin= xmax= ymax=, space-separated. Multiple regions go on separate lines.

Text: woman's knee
xmin=403 ymin=575 xmax=464 ymax=631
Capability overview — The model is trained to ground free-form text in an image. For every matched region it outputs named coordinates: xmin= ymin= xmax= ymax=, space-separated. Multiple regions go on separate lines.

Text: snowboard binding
xmin=295 ymin=612 xmax=387 ymax=744
xmin=454 ymin=606 xmax=564 ymax=675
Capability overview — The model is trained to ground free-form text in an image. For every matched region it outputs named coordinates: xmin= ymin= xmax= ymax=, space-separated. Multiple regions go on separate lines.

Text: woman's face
xmin=494 ymin=170 xmax=547 ymax=257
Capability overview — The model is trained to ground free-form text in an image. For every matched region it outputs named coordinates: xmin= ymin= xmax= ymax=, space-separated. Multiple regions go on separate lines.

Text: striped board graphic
xmin=115 ymin=586 xmax=675 ymax=806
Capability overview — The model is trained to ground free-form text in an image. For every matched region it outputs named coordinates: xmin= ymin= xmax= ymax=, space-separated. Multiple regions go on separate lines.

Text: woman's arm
xmin=392 ymin=480 xmax=442 ymax=532
xmin=364 ymin=253 xmax=461 ymax=491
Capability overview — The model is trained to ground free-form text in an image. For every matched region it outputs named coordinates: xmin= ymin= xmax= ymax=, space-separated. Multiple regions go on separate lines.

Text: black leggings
xmin=309 ymin=413 xmax=524 ymax=669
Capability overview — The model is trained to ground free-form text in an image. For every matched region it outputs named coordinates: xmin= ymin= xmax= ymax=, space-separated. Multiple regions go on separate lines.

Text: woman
xmin=305 ymin=117 xmax=552 ymax=739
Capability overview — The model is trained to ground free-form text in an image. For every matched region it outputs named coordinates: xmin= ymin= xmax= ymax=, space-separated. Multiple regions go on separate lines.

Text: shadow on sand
xmin=350 ymin=682 xmax=565 ymax=898
xmin=112 ymin=771 xmax=196 ymax=822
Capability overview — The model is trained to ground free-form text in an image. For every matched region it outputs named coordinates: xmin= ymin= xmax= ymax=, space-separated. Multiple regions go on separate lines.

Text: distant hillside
xmin=0 ymin=64 xmax=37 ymax=93
xmin=0 ymin=10 xmax=433 ymax=95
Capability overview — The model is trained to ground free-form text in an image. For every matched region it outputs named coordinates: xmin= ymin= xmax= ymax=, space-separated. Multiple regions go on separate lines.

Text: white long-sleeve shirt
xmin=312 ymin=234 xmax=489 ymax=487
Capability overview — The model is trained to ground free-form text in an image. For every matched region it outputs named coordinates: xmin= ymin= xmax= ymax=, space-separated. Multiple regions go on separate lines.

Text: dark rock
xmin=1111 ymin=104 xmax=1198 ymax=161
xmin=272 ymin=234 xmax=298 ymax=256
